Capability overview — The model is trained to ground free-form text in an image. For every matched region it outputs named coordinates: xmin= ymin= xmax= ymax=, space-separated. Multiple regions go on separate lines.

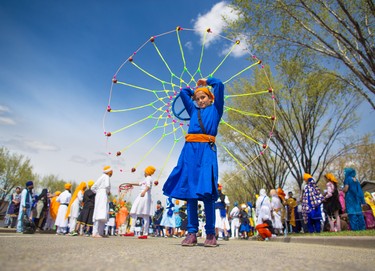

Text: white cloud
xmin=220 ymin=33 xmax=250 ymax=58
xmin=0 ymin=105 xmax=16 ymax=125
xmin=69 ymin=155 xmax=87 ymax=164
xmin=184 ymin=41 xmax=193 ymax=51
xmin=23 ymin=139 xmax=60 ymax=152
xmin=193 ymin=1 xmax=240 ymax=47
xmin=0 ymin=116 xmax=16 ymax=125
xmin=0 ymin=105 xmax=11 ymax=113
xmin=1 ymin=137 xmax=60 ymax=153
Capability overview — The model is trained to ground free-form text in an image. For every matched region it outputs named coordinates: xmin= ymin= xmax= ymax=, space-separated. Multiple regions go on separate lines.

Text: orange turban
xmin=303 ymin=173 xmax=313 ymax=182
xmin=103 ymin=165 xmax=113 ymax=173
xmin=194 ymin=87 xmax=215 ymax=101
xmin=88 ymin=180 xmax=95 ymax=188
xmin=145 ymin=166 xmax=156 ymax=176
xmin=64 ymin=183 xmax=72 ymax=190
xmin=324 ymin=173 xmax=338 ymax=183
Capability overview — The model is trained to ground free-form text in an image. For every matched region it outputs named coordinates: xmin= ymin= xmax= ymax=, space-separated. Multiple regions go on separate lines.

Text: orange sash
xmin=185 ymin=133 xmax=216 ymax=143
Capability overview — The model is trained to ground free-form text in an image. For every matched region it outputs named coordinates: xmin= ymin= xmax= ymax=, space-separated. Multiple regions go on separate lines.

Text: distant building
xmin=361 ymin=180 xmax=375 ymax=193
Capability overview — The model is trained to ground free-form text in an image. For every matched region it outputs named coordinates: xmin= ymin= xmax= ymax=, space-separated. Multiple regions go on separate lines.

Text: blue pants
xmin=187 ymin=198 xmax=215 ymax=235
xmin=348 ymin=213 xmax=366 ymax=231
xmin=16 ymin=208 xmax=31 ymax=233
xmin=307 ymin=216 xmax=321 ymax=233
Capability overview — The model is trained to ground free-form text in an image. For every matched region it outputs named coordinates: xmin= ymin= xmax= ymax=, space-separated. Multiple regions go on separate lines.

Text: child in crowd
xmin=255 ymin=215 xmax=274 ymax=241
xmin=160 ymin=197 xmax=176 ymax=237
xmin=163 ymin=77 xmax=224 ymax=247
xmin=105 ymin=200 xmax=116 ymax=236
xmin=323 ymin=173 xmax=341 ymax=232
xmin=239 ymin=203 xmax=250 ymax=239
xmin=302 ymin=173 xmax=324 ymax=233
xmin=152 ymin=200 xmax=164 ymax=237
xmin=116 ymin=201 xmax=129 ymax=236
xmin=76 ymin=180 xmax=95 ymax=236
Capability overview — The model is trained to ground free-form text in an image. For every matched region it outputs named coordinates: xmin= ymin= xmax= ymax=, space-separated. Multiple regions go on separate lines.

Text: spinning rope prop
xmin=103 ymin=26 xmax=276 ymax=181
xmin=118 ymin=183 xmax=134 ymax=202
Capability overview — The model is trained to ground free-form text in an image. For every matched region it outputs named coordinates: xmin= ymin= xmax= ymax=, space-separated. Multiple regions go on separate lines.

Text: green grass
xmin=287 ymin=230 xmax=375 ymax=237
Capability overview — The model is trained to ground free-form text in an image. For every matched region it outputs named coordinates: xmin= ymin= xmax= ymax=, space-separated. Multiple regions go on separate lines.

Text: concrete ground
xmin=0 ymin=228 xmax=374 ymax=271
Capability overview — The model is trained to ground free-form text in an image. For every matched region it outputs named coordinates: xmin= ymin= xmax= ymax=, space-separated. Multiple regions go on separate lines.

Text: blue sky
xmin=1 ymin=0 xmax=374 ymax=202
xmin=0 ymin=0 xmax=249 ymax=200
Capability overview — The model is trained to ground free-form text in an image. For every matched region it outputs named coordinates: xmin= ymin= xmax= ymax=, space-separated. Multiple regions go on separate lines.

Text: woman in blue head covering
xmin=342 ymin=168 xmax=366 ymax=231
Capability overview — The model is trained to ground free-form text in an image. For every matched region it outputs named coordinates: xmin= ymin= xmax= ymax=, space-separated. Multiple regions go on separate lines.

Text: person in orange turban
xmin=323 ymin=173 xmax=341 ymax=232
xmin=302 ymin=173 xmax=324 ymax=233
xmin=92 ymin=166 xmax=113 ymax=238
xmin=55 ymin=183 xmax=73 ymax=235
xmin=66 ymin=182 xmax=87 ymax=236
xmin=116 ymin=201 xmax=129 ymax=235
xmin=49 ymin=191 xmax=61 ymax=221
xmin=77 ymin=180 xmax=96 ymax=236
xmin=127 ymin=165 xmax=157 ymax=239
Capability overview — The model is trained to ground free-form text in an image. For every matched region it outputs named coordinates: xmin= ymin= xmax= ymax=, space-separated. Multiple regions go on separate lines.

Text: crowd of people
xmin=3 ymin=78 xmax=374 ymax=248
xmin=3 ymin=166 xmax=375 ymax=243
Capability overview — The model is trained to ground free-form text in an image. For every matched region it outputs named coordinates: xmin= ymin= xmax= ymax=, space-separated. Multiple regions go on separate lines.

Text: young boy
xmin=255 ymin=215 xmax=275 ymax=241
xmin=163 ymin=77 xmax=224 ymax=247
xmin=129 ymin=166 xmax=156 ymax=239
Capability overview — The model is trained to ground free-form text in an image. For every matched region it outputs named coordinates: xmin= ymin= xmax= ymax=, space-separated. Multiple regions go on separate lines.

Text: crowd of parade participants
xmin=3 ymin=166 xmax=375 ymax=243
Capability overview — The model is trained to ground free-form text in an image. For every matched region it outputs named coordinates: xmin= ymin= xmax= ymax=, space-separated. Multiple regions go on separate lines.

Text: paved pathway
xmin=0 ymin=232 xmax=373 ymax=271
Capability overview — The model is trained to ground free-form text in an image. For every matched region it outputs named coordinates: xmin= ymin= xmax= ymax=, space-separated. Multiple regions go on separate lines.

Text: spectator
xmin=342 ymin=168 xmax=366 ymax=231
xmin=229 ymin=201 xmax=240 ymax=239
xmin=116 ymin=200 xmax=129 ymax=236
xmin=34 ymin=188 xmax=49 ymax=231
xmin=67 ymin=182 xmax=87 ymax=236
xmin=77 ymin=180 xmax=95 ymax=236
xmin=215 ymin=184 xmax=230 ymax=241
xmin=322 ymin=173 xmax=341 ymax=232
xmin=152 ymin=200 xmax=164 ymax=237
xmin=270 ymin=189 xmax=284 ymax=235
xmin=92 ymin=166 xmax=113 ymax=238
xmin=16 ymin=181 xmax=34 ymax=233
xmin=44 ymin=191 xmax=61 ymax=231
xmin=256 ymin=188 xmax=271 ymax=226
xmin=364 ymin=192 xmax=375 ymax=217
xmin=55 ymin=183 xmax=72 ymax=235
xmin=160 ymin=197 xmax=176 ymax=238
xmin=302 ymin=173 xmax=324 ymax=233
xmin=4 ymin=186 xmax=22 ymax=228
xmin=239 ymin=203 xmax=250 ymax=239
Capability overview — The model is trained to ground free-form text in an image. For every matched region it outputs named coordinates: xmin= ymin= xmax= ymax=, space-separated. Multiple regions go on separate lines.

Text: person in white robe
xmin=129 ymin=165 xmax=156 ymax=239
xmin=92 ymin=166 xmax=112 ymax=238
xmin=215 ymin=184 xmax=230 ymax=240
xmin=55 ymin=183 xmax=72 ymax=235
xmin=270 ymin=189 xmax=284 ymax=235
xmin=256 ymin=188 xmax=271 ymax=226
xmin=229 ymin=201 xmax=240 ymax=239
xmin=67 ymin=181 xmax=87 ymax=236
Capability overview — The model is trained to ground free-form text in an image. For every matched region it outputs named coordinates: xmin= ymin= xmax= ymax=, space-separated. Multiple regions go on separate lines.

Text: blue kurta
xmin=344 ymin=168 xmax=366 ymax=230
xmin=163 ymin=77 xmax=224 ymax=201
